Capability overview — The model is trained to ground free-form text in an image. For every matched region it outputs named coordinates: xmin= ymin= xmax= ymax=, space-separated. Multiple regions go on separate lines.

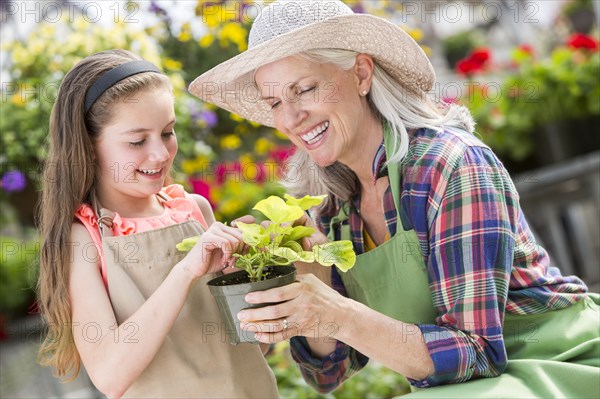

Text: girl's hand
xmin=237 ymin=274 xmax=345 ymax=343
xmin=181 ymin=222 xmax=245 ymax=279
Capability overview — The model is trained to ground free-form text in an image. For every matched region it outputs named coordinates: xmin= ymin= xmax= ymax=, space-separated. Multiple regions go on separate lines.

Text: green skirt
xmin=403 ymin=293 xmax=600 ymax=398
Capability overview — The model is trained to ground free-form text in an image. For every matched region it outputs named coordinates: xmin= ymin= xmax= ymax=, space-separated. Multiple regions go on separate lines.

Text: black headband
xmin=84 ymin=60 xmax=162 ymax=113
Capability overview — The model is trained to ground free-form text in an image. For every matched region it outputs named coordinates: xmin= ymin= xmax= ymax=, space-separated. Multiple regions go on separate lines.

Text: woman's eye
xmin=129 ymin=140 xmax=145 ymax=147
xmin=270 ymin=100 xmax=281 ymax=110
xmin=299 ymin=86 xmax=315 ymax=95
xmin=162 ymin=131 xmax=175 ymax=138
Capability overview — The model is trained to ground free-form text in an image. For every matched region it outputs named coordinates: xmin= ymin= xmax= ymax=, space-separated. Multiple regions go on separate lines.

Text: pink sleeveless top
xmin=74 ymin=184 xmax=208 ymax=289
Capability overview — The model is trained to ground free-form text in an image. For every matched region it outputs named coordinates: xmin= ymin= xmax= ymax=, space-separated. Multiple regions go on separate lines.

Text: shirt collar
xmin=372 ymin=140 xmax=388 ymax=184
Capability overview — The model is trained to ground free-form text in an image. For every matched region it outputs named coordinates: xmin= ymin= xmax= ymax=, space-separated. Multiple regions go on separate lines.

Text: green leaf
xmin=176 ymin=236 xmax=200 ymax=252
xmin=284 ymin=194 xmax=327 ymax=210
xmin=281 ymin=225 xmax=316 ymax=244
xmin=236 ymin=222 xmax=268 ymax=246
xmin=313 ymin=241 xmax=356 ymax=272
xmin=253 ymin=196 xmax=304 ymax=223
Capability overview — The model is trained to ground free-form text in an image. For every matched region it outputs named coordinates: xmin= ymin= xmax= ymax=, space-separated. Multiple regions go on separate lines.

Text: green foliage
xmin=177 ymin=195 xmax=356 ymax=281
xmin=441 ymin=30 xmax=484 ymax=68
xmin=0 ymin=236 xmax=39 ymax=318
xmin=0 ymin=15 xmax=196 ymax=174
xmin=461 ymin=43 xmax=600 ymax=163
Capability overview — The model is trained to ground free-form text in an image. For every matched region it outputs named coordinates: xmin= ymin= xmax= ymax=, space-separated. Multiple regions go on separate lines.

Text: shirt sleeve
xmin=410 ymin=145 xmax=519 ymax=387
xmin=289 ymin=336 xmax=369 ymax=393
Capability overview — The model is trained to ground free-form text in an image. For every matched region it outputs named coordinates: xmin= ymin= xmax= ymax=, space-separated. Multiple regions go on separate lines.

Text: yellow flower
xmin=169 ymin=74 xmax=186 ymax=91
xmin=199 ymin=34 xmax=215 ymax=48
xmin=406 ymin=27 xmax=424 ymax=42
xmin=230 ymin=113 xmax=244 ymax=122
xmin=220 ymin=198 xmax=243 ymax=216
xmin=221 ymin=134 xmax=242 ymax=150
xmin=254 ymin=138 xmax=273 ymax=155
xmin=421 ymin=45 xmax=432 ymax=57
xmin=11 ymin=91 xmax=26 ymax=107
xmin=219 ymin=23 xmax=247 ymax=51
xmin=181 ymin=159 xmax=197 ymax=176
xmin=178 ymin=23 xmax=193 ymax=42
xmin=163 ymin=58 xmax=183 ymax=71
xmin=239 ymin=154 xmax=254 ymax=165
xmin=203 ymin=6 xmax=223 ymax=28
xmin=274 ymin=130 xmax=289 ymax=141
xmin=11 ymin=46 xmax=29 ymax=65
xmin=234 ymin=124 xmax=249 ymax=135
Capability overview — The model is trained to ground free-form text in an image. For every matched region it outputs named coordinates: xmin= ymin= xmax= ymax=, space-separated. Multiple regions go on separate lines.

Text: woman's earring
xmin=362 ymin=90 xmax=368 ymax=96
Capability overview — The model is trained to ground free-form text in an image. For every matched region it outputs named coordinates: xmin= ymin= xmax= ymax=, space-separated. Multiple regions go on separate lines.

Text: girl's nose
xmin=148 ymin=141 xmax=170 ymax=163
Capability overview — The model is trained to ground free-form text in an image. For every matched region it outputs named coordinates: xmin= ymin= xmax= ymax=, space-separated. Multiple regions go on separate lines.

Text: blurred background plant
xmin=456 ymin=32 xmax=599 ymax=172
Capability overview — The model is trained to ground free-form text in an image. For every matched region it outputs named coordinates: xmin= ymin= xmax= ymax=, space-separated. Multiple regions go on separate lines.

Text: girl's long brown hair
xmin=37 ymin=49 xmax=170 ymax=380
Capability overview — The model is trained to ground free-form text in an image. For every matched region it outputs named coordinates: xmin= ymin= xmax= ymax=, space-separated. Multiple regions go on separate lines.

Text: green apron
xmin=327 ymin=129 xmax=600 ymax=398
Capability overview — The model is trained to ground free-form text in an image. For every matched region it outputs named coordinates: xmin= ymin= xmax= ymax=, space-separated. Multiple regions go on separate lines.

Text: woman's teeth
xmin=301 ymin=122 xmax=329 ymax=144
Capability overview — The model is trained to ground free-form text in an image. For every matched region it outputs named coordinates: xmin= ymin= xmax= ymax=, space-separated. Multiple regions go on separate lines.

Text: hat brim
xmin=189 ymin=14 xmax=435 ymax=128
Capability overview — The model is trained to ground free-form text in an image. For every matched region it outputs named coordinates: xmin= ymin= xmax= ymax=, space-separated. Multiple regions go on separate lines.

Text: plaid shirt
xmin=290 ymin=127 xmax=588 ymax=392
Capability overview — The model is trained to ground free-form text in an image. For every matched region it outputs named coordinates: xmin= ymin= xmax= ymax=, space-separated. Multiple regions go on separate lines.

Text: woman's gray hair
xmin=281 ymin=49 xmax=475 ymax=215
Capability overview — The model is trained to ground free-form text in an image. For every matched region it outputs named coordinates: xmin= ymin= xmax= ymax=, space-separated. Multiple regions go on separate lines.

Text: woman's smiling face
xmin=254 ymin=56 xmax=368 ymax=168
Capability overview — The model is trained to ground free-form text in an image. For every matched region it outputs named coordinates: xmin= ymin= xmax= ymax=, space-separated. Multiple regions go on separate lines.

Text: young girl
xmin=37 ymin=49 xmax=279 ymax=398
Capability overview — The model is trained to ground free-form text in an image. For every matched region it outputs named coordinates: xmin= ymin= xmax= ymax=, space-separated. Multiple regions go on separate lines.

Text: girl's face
xmin=254 ymin=56 xmax=366 ymax=168
xmin=95 ymin=87 xmax=177 ymax=205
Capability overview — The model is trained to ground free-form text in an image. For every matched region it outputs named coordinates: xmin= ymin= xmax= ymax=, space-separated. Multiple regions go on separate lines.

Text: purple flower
xmin=201 ymin=110 xmax=218 ymax=128
xmin=149 ymin=1 xmax=167 ymax=15
xmin=1 ymin=170 xmax=26 ymax=193
xmin=351 ymin=4 xmax=366 ymax=14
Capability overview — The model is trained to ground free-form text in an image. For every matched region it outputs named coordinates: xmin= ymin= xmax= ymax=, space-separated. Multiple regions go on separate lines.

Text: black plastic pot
xmin=207 ymin=266 xmax=297 ymax=344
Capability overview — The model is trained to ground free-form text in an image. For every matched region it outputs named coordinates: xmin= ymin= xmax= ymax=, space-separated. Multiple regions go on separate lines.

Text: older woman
xmin=190 ymin=1 xmax=599 ymax=397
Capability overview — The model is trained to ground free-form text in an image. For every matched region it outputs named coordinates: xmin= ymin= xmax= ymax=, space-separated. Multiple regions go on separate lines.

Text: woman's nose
xmin=279 ymin=101 xmax=308 ymax=132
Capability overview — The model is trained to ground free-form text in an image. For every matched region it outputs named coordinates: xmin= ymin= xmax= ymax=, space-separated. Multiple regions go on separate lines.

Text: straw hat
xmin=189 ymin=0 xmax=435 ymax=128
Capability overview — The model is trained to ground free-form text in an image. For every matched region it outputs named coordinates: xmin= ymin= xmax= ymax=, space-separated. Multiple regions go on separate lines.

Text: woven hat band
xmin=84 ymin=60 xmax=161 ymax=113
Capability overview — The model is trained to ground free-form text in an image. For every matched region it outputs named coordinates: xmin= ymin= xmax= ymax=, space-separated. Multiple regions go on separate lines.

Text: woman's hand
xmin=181 ymin=222 xmax=245 ymax=279
xmin=294 ymin=212 xmax=329 ymax=249
xmin=237 ymin=274 xmax=348 ymax=344
xmin=292 ymin=213 xmax=331 ymax=280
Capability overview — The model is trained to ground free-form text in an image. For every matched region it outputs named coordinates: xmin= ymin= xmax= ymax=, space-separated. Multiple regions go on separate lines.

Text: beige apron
xmin=97 ymin=193 xmax=279 ymax=398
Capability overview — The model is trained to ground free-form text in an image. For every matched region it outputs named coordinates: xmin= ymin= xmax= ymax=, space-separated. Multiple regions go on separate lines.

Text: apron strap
xmin=93 ymin=191 xmax=171 ymax=238
xmin=329 ymin=123 xmax=403 ymax=242
xmin=157 ymin=191 xmax=172 ymax=202
xmin=97 ymin=208 xmax=115 ymax=238
xmin=383 ymin=123 xmax=403 ymax=212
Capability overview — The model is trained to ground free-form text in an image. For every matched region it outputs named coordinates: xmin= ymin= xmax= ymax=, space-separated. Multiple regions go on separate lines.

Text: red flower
xmin=518 ymin=44 xmax=534 ymax=56
xmin=470 ymin=48 xmax=491 ymax=64
xmin=456 ymin=58 xmax=481 ymax=76
xmin=189 ymin=178 xmax=213 ymax=207
xmin=567 ymin=33 xmax=599 ymax=51
xmin=455 ymin=47 xmax=492 ymax=76
xmin=269 ymin=146 xmax=296 ymax=164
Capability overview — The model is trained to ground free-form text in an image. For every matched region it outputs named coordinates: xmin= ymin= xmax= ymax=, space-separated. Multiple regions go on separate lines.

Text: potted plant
xmin=176 ymin=194 xmax=356 ymax=344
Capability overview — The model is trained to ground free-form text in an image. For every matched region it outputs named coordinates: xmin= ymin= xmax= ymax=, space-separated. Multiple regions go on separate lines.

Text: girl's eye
xmin=129 ymin=140 xmax=145 ymax=147
xmin=270 ymin=100 xmax=281 ymax=110
xmin=162 ymin=131 xmax=175 ymax=139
